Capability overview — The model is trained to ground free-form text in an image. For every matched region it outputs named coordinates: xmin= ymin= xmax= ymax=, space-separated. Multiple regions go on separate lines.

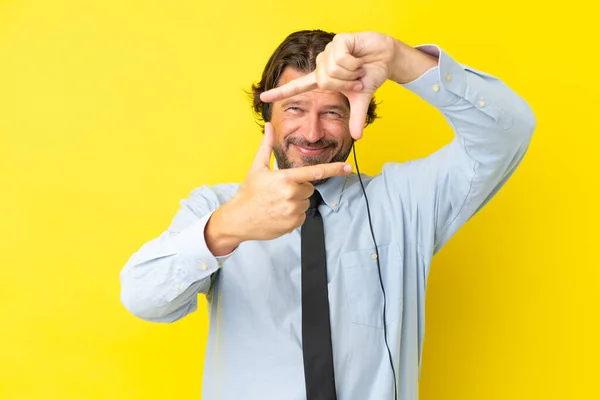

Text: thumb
xmin=251 ymin=122 xmax=276 ymax=171
xmin=348 ymin=94 xmax=371 ymax=140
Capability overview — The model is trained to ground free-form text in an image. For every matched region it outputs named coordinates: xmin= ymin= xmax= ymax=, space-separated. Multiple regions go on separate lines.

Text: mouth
xmin=292 ymin=144 xmax=329 ymax=156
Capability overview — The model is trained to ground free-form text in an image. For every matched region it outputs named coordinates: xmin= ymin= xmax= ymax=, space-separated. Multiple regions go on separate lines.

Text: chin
xmin=297 ymin=156 xmax=330 ymax=167
xmin=274 ymin=144 xmax=351 ymax=174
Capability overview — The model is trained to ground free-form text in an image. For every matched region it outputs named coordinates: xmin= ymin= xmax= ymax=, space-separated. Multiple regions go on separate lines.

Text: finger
xmin=324 ymin=63 xmax=366 ymax=81
xmin=319 ymin=47 xmax=365 ymax=87
xmin=251 ymin=122 xmax=275 ymax=171
xmin=297 ymin=198 xmax=310 ymax=214
xmin=292 ymin=213 xmax=307 ymax=231
xmin=348 ymin=95 xmax=372 ymax=140
xmin=285 ymin=162 xmax=353 ymax=183
xmin=317 ymin=67 xmax=364 ymax=93
xmin=330 ymin=39 xmax=364 ymax=72
xmin=260 ymin=73 xmax=318 ymax=103
xmin=292 ymin=182 xmax=314 ymax=200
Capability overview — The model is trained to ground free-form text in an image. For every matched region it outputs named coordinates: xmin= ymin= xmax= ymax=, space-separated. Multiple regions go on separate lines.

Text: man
xmin=120 ymin=30 xmax=536 ymax=399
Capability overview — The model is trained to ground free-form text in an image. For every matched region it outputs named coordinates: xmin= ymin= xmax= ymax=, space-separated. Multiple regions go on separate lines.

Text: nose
xmin=301 ymin=112 xmax=325 ymax=143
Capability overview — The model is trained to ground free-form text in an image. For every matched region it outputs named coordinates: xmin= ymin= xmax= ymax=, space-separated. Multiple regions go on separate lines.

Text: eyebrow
xmin=280 ymin=99 xmax=309 ymax=109
xmin=279 ymin=100 xmax=349 ymax=113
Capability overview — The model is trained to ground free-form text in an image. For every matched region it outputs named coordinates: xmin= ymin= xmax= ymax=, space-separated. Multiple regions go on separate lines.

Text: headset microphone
xmin=351 ymin=141 xmax=398 ymax=400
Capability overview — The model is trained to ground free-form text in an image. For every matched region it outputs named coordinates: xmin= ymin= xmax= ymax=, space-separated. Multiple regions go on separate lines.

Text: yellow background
xmin=1 ymin=0 xmax=598 ymax=399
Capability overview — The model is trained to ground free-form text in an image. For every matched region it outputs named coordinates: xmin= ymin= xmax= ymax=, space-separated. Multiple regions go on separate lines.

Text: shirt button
xmin=331 ymin=202 xmax=337 ymax=207
xmin=200 ymin=263 xmax=208 ymax=271
xmin=432 ymin=84 xmax=440 ymax=92
xmin=446 ymin=72 xmax=452 ymax=81
xmin=478 ymin=100 xmax=486 ymax=107
xmin=174 ymin=284 xmax=181 ymax=291
xmin=370 ymin=253 xmax=378 ymax=259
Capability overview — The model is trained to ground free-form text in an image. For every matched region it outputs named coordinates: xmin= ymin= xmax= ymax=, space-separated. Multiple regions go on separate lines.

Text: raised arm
xmin=260 ymin=31 xmax=536 ymax=260
xmin=391 ymin=43 xmax=536 ymax=259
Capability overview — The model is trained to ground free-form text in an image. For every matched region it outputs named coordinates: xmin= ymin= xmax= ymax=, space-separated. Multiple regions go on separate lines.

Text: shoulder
xmin=341 ymin=159 xmax=436 ymax=204
xmin=356 ymin=161 xmax=414 ymax=189
xmin=339 ymin=161 xmax=412 ymax=200
xmin=180 ymin=183 xmax=241 ymax=215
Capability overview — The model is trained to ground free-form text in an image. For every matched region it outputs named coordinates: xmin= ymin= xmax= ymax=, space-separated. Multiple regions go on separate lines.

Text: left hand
xmin=260 ymin=32 xmax=397 ymax=140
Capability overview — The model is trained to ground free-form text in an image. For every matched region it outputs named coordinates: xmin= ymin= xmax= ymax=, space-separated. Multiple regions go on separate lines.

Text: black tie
xmin=301 ymin=190 xmax=337 ymax=400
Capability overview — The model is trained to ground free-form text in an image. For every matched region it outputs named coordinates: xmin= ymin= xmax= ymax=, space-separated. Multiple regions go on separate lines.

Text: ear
xmin=261 ymin=102 xmax=270 ymax=122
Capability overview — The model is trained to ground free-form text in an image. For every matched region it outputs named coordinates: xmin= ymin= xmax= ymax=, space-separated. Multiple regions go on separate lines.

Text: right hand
xmin=226 ymin=122 xmax=352 ymax=242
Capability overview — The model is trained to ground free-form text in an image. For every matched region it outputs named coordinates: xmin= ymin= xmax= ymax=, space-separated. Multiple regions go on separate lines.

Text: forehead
xmin=277 ymin=67 xmax=349 ymax=107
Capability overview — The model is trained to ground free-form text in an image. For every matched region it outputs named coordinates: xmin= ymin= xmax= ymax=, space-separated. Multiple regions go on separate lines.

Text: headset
xmin=352 ymin=141 xmax=398 ymax=400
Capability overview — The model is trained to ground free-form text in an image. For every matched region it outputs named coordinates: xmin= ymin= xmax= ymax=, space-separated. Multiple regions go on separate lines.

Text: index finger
xmin=284 ymin=162 xmax=353 ymax=183
xmin=259 ymin=72 xmax=318 ymax=103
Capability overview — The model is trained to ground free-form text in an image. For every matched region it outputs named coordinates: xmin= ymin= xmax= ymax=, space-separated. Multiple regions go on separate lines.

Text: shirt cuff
xmin=215 ymin=253 xmax=234 ymax=265
xmin=399 ymin=44 xmax=470 ymax=108
xmin=400 ymin=44 xmax=513 ymax=130
xmin=166 ymin=211 xmax=225 ymax=279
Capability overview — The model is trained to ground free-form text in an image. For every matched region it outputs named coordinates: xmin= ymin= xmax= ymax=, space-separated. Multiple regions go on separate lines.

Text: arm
xmin=119 ymin=129 xmax=352 ymax=323
xmin=119 ymin=185 xmax=236 ymax=323
xmin=389 ymin=42 xmax=536 ymax=260
xmin=257 ymin=32 xmax=535 ymax=262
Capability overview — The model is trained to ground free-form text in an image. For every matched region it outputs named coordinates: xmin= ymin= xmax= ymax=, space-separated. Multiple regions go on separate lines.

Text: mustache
xmin=285 ymin=136 xmax=338 ymax=149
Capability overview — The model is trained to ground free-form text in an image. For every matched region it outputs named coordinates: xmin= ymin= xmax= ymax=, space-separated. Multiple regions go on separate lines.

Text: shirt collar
xmin=314 ymin=174 xmax=346 ymax=213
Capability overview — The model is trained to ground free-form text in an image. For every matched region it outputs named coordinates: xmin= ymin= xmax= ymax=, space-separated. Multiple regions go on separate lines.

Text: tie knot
xmin=308 ymin=190 xmax=323 ymax=209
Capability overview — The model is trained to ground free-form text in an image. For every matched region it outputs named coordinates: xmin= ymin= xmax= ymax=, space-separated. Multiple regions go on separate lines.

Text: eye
xmin=324 ymin=110 xmax=344 ymax=118
xmin=286 ymin=107 xmax=302 ymax=113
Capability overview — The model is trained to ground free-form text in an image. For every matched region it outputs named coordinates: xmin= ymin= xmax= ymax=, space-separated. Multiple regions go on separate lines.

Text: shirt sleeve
xmin=387 ymin=44 xmax=536 ymax=267
xmin=119 ymin=184 xmax=238 ymax=323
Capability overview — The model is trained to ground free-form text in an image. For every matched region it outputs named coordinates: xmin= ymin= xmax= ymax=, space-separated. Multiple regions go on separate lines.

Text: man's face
xmin=269 ymin=67 xmax=354 ymax=184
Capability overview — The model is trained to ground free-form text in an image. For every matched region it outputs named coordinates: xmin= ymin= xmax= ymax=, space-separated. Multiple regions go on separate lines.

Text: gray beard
xmin=273 ymin=141 xmax=353 ymax=186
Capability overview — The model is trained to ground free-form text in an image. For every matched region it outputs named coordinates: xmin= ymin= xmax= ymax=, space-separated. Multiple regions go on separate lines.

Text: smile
xmin=293 ymin=144 xmax=329 ymax=156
